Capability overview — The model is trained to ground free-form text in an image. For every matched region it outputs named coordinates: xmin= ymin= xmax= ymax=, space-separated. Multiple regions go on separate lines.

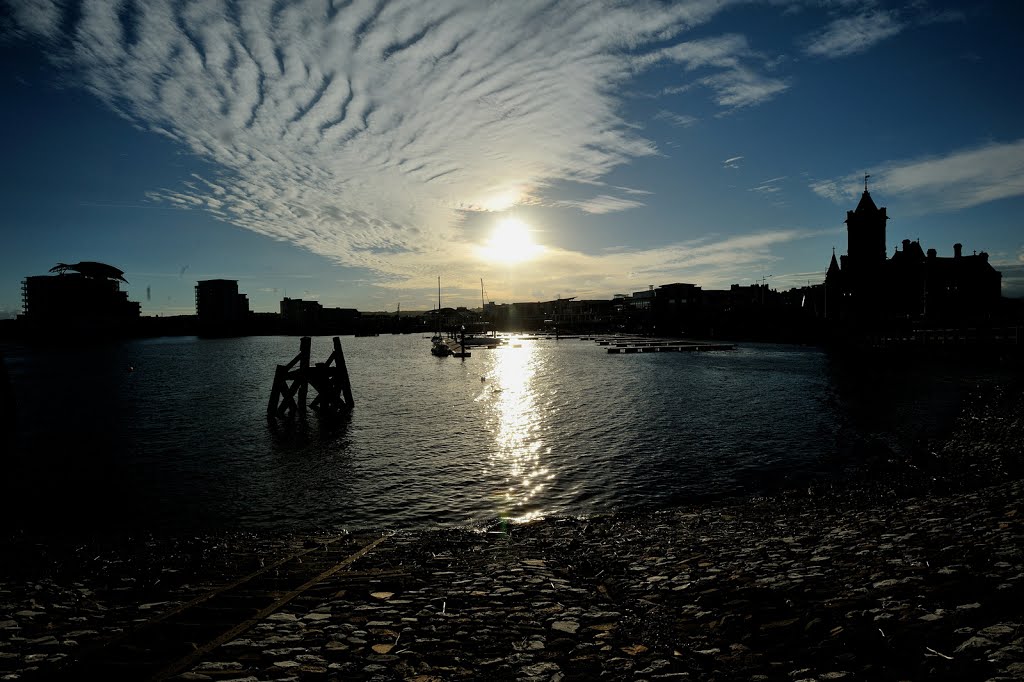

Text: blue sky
xmin=2 ymin=0 xmax=1022 ymax=317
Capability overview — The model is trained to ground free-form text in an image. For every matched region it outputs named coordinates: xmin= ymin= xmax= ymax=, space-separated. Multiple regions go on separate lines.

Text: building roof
xmin=49 ymin=261 xmax=128 ymax=283
xmin=826 ymin=251 xmax=841 ymax=279
xmin=854 ymin=190 xmax=878 ymax=213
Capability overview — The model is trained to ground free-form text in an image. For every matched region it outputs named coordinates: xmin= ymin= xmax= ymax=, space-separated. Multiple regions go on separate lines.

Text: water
xmin=0 ymin=335 xmax=976 ymax=533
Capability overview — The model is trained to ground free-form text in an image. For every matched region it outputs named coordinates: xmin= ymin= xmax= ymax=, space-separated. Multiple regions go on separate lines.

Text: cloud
xmin=803 ymin=9 xmax=904 ymax=58
xmin=918 ymin=7 xmax=966 ymax=26
xmin=810 ymin=138 xmax=1024 ymax=211
xmin=998 ymin=259 xmax=1024 ymax=298
xmin=552 ymin=195 xmax=647 ymax=215
xmin=8 ymin=0 xmax=744 ymax=293
xmin=750 ymin=176 xmax=787 ymax=194
xmin=642 ymin=34 xmax=790 ymax=109
xmin=644 ymin=33 xmax=752 ymax=70
xmin=723 ymin=155 xmax=744 ymax=169
xmin=700 ymin=65 xmax=789 ymax=108
xmin=654 ymin=110 xmax=698 ymax=128
xmin=4 ymin=0 xmax=63 ymax=39
xmin=613 ymin=185 xmax=654 ymax=196
xmin=772 ymin=269 xmax=829 ymax=290
xmin=475 ymin=228 xmax=820 ymax=302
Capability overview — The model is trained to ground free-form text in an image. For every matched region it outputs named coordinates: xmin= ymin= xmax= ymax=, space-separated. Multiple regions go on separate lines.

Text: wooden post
xmin=333 ymin=336 xmax=355 ymax=408
xmin=297 ymin=336 xmax=311 ymax=412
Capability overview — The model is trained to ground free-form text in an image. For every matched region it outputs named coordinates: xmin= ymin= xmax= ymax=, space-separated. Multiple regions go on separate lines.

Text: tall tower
xmin=845 ymin=176 xmax=888 ymax=267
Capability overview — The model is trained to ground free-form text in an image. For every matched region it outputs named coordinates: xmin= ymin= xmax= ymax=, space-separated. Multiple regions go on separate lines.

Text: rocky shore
xmin=1 ymin=381 xmax=1022 ymax=681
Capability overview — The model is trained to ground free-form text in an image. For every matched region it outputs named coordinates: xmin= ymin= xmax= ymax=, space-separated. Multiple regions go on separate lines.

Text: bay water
xmin=1 ymin=335 xmax=974 ymax=533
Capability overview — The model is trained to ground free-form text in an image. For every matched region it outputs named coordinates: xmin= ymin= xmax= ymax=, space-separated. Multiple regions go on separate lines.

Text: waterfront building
xmin=550 ymin=298 xmax=615 ymax=331
xmin=21 ymin=262 xmax=140 ymax=333
xmin=195 ymin=279 xmax=250 ymax=334
xmin=651 ymin=282 xmax=786 ymax=338
xmin=485 ymin=298 xmax=613 ymax=332
xmin=280 ymin=297 xmax=360 ymax=334
xmin=825 ymin=187 xmax=1002 ymax=327
xmin=280 ymin=297 xmax=322 ymax=329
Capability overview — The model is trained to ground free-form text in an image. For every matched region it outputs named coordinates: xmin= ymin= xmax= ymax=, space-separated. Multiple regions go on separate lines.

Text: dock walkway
xmin=586 ymin=336 xmax=736 ymax=354
xmin=606 ymin=343 xmax=734 ymax=354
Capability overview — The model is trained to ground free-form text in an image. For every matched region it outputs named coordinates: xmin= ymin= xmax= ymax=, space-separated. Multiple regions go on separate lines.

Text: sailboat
xmin=430 ymin=277 xmax=452 ymax=357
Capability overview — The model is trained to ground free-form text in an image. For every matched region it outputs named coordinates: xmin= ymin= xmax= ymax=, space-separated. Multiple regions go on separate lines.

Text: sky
xmin=1 ymin=0 xmax=1022 ymax=317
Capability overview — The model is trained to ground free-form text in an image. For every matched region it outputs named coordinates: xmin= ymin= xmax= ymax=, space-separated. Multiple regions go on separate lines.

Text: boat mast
xmin=481 ymin=278 xmax=488 ymax=335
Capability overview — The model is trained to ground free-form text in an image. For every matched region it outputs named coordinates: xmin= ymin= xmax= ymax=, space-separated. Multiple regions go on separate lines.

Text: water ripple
xmin=2 ymin=335 xmax=971 ymax=533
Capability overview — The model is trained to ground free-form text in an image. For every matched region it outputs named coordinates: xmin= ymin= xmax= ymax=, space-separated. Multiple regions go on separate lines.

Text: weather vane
xmin=864 ymin=173 xmax=871 ymax=192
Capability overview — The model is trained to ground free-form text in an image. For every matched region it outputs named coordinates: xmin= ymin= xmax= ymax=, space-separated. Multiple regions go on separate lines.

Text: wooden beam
xmin=283 ymin=351 xmax=302 ymax=371
xmin=267 ymin=365 xmax=284 ymax=419
xmin=297 ymin=336 xmax=311 ymax=412
xmin=333 ymin=336 xmax=355 ymax=408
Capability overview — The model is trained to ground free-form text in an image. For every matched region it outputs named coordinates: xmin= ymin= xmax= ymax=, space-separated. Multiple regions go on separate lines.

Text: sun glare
xmin=479 ymin=218 xmax=544 ymax=264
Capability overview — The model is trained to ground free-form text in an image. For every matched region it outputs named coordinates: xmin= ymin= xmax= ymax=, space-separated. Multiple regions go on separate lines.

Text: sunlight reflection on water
xmin=4 ymin=334 xmax=978 ymax=534
xmin=485 ymin=342 xmax=552 ymax=523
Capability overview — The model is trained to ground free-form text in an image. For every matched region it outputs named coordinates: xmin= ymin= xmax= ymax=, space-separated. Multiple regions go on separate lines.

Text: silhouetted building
xmin=550 ymin=298 xmax=615 ymax=330
xmin=21 ymin=261 xmax=140 ymax=334
xmin=651 ymin=282 xmax=788 ymax=338
xmin=280 ymin=297 xmax=360 ymax=334
xmin=825 ymin=186 xmax=1001 ymax=327
xmin=280 ymin=297 xmax=322 ymax=328
xmin=195 ymin=279 xmax=250 ymax=334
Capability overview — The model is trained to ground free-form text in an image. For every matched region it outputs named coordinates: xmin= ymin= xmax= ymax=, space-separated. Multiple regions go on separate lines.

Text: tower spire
xmin=864 ymin=173 xmax=871 ymax=193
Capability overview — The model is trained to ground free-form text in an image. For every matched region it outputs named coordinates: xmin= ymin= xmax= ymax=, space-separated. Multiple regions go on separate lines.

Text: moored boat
xmin=430 ymin=277 xmax=451 ymax=357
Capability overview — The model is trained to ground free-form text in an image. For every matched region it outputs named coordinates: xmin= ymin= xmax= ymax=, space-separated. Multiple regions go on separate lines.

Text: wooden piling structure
xmin=268 ymin=336 xmax=354 ymax=420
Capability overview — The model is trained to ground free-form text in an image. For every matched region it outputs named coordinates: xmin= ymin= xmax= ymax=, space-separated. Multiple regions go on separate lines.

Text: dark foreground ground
xmin=1 ymin=383 xmax=1022 ymax=681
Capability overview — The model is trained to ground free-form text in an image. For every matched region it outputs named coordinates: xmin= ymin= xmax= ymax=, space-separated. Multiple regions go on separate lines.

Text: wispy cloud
xmin=803 ymin=9 xmax=904 ymax=58
xmin=772 ymin=269 xmax=829 ymax=290
xmin=613 ymin=185 xmax=655 ymax=196
xmin=4 ymin=0 xmax=63 ymax=39
xmin=9 ymin=0 xmax=742 ymax=292
xmin=641 ymin=34 xmax=790 ymax=109
xmin=810 ymin=138 xmax=1024 ymax=211
xmin=701 ymin=65 xmax=789 ymax=109
xmin=552 ymin=195 xmax=647 ymax=215
xmin=998 ymin=256 xmax=1024 ymax=297
xmin=750 ymin=176 xmax=787 ymax=194
xmin=478 ymin=228 xmax=820 ymax=301
xmin=723 ymin=155 xmax=744 ymax=169
xmin=655 ymin=110 xmax=698 ymax=128
xmin=918 ymin=7 xmax=966 ymax=26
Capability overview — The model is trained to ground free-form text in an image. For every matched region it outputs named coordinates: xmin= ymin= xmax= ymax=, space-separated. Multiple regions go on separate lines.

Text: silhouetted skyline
xmin=2 ymin=1 xmax=1023 ymax=320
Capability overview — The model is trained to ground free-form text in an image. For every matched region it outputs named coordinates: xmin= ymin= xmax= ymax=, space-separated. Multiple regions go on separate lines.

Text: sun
xmin=479 ymin=218 xmax=544 ymax=264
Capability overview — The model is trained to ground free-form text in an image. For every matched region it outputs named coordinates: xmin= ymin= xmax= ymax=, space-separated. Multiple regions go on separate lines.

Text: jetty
xmin=606 ymin=342 xmax=734 ymax=354
xmin=583 ymin=335 xmax=735 ymax=354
